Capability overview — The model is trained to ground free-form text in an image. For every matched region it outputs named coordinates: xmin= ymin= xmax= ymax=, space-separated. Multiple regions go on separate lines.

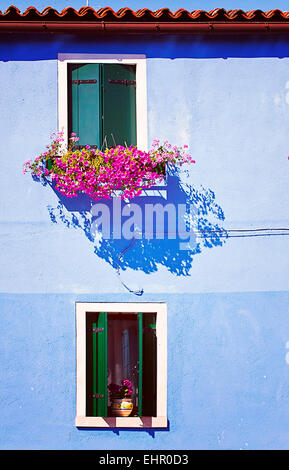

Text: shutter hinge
xmin=92 ymin=327 xmax=104 ymax=333
xmin=72 ymin=79 xmax=97 ymax=85
xmin=108 ymin=79 xmax=136 ymax=87
xmin=72 ymin=144 xmax=99 ymax=150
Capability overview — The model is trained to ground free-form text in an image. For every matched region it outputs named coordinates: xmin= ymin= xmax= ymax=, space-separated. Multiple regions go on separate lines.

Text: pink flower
xmin=23 ymin=135 xmax=195 ymax=200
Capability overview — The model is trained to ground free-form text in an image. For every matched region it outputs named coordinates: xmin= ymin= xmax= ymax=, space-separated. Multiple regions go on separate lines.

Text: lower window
xmin=75 ymin=302 xmax=167 ymax=428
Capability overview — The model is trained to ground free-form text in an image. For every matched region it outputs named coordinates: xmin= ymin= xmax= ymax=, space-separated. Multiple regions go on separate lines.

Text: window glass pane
xmin=86 ymin=311 xmax=157 ymax=418
xmin=107 ymin=313 xmax=139 ymax=416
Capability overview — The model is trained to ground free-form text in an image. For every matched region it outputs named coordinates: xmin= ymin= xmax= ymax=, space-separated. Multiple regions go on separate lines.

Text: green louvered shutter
xmin=86 ymin=312 xmax=107 ymax=417
xmin=92 ymin=312 xmax=108 ymax=417
xmin=137 ymin=313 xmax=157 ymax=417
xmin=142 ymin=313 xmax=157 ymax=416
xmin=102 ymin=64 xmax=137 ymax=148
xmin=68 ymin=63 xmax=101 ymax=148
xmin=138 ymin=312 xmax=143 ymax=417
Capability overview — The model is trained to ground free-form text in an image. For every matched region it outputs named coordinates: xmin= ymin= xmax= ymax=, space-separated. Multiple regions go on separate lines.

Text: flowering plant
xmin=108 ymin=379 xmax=133 ymax=399
xmin=23 ymin=131 xmax=195 ymax=200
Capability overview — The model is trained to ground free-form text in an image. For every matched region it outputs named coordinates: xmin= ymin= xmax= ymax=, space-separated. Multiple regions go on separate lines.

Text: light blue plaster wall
xmin=0 ymin=33 xmax=289 ymax=449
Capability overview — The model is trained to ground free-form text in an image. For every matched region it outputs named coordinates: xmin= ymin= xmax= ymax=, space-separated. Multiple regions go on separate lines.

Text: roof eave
xmin=1 ymin=21 xmax=289 ymax=34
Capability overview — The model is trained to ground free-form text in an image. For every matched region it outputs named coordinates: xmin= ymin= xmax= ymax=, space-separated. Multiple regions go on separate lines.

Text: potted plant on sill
xmin=108 ymin=379 xmax=134 ymax=417
xmin=23 ymin=131 xmax=195 ymax=200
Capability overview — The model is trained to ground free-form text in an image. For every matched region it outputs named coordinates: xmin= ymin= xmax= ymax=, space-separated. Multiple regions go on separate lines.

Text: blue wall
xmin=1 ymin=32 xmax=289 ymax=450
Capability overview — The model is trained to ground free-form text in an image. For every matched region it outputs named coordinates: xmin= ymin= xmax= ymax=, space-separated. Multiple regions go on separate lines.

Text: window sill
xmin=75 ymin=416 xmax=167 ymax=428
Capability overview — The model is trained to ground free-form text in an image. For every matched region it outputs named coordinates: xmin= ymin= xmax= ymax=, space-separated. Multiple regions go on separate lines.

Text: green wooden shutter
xmin=138 ymin=312 xmax=143 ymax=417
xmin=142 ymin=313 xmax=157 ymax=417
xmin=92 ymin=312 xmax=108 ymax=417
xmin=68 ymin=63 xmax=101 ymax=148
xmin=102 ymin=64 xmax=137 ymax=148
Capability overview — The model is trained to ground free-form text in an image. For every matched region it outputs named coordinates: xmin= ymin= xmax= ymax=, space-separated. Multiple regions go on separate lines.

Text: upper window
xmin=58 ymin=55 xmax=148 ymax=151
xmin=75 ymin=302 xmax=167 ymax=428
xmin=68 ymin=63 xmax=136 ymax=149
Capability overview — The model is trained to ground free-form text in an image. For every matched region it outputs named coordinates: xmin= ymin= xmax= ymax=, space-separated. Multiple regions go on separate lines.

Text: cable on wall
xmin=116 ymin=237 xmax=144 ymax=296
xmin=115 ymin=227 xmax=289 ymax=296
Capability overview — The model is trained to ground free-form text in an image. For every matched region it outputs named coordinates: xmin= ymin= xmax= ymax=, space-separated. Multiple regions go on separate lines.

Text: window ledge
xmin=75 ymin=416 xmax=167 ymax=428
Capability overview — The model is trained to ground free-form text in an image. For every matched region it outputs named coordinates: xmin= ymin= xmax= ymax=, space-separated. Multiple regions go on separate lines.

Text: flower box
xmin=23 ymin=132 xmax=195 ymax=201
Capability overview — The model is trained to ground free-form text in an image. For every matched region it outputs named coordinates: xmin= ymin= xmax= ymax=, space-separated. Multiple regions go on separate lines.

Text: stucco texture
xmin=0 ymin=32 xmax=289 ymax=449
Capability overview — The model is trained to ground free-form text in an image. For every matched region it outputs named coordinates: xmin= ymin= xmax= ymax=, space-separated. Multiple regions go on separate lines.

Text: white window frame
xmin=75 ymin=302 xmax=167 ymax=428
xmin=57 ymin=53 xmax=148 ymax=151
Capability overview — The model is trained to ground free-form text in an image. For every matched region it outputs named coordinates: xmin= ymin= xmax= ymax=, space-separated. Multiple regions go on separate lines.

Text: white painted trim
xmin=57 ymin=54 xmax=148 ymax=151
xmin=75 ymin=416 xmax=167 ymax=428
xmin=75 ymin=302 xmax=167 ymax=428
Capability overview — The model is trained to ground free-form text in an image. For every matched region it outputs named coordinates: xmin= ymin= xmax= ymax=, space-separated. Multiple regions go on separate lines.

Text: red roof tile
xmin=1 ymin=6 xmax=289 ymax=21
xmin=1 ymin=6 xmax=289 ymax=33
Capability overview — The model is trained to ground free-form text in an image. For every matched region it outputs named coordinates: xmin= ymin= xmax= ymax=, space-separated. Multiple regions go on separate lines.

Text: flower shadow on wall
xmin=46 ymin=167 xmax=228 ymax=295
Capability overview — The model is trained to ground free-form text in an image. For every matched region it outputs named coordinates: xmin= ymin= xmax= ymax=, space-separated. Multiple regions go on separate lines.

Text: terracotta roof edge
xmin=1 ymin=6 xmax=289 ymax=21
